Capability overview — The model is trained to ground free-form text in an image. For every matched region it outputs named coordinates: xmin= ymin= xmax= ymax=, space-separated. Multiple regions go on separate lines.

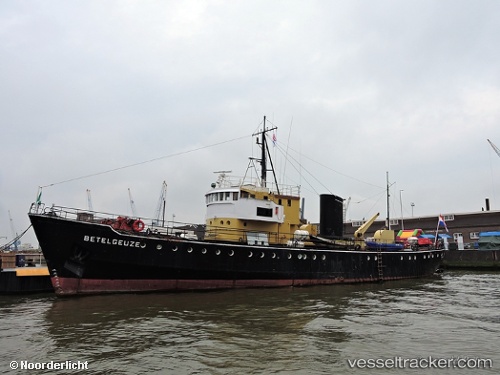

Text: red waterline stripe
xmin=51 ymin=275 xmax=420 ymax=296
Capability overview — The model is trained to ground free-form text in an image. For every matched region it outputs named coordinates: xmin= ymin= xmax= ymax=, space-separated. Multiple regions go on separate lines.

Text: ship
xmin=28 ymin=120 xmax=444 ymax=296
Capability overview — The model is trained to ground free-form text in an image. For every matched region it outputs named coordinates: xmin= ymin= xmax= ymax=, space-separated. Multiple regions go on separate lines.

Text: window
xmin=453 ymin=233 xmax=463 ymax=241
xmin=257 ymin=207 xmax=273 ymax=217
xmin=287 ymin=199 xmax=292 ymax=207
xmin=444 ymin=214 xmax=454 ymax=221
xmin=469 ymin=232 xmax=479 ymax=240
xmin=233 ymin=192 xmax=238 ymax=201
xmin=389 ymin=219 xmax=399 ymax=226
xmin=352 ymin=221 xmax=364 ymax=227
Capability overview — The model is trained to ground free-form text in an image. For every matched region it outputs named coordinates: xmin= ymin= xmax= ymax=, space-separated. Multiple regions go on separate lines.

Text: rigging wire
xmin=281 ymin=144 xmax=384 ymax=189
xmin=40 ymin=134 xmax=252 ymax=189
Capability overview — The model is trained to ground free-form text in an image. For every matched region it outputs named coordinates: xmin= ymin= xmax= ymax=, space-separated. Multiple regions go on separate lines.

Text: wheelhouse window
xmin=256 ymin=207 xmax=273 ymax=217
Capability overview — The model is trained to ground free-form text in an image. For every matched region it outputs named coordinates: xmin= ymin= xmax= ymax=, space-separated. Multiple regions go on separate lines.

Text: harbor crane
xmin=8 ymin=210 xmax=19 ymax=250
xmin=343 ymin=196 xmax=351 ymax=222
xmin=128 ymin=188 xmax=137 ymax=217
xmin=487 ymin=139 xmax=500 ymax=159
xmin=154 ymin=181 xmax=168 ymax=227
xmin=86 ymin=189 xmax=93 ymax=211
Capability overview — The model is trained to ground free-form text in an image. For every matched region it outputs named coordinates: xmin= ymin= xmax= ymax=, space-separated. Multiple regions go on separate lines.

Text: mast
xmin=261 ymin=116 xmax=267 ymax=187
xmin=253 ymin=116 xmax=278 ymax=191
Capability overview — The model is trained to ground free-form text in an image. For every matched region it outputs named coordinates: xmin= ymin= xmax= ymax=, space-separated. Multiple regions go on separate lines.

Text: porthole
xmin=367 ymin=256 xmax=370 ymax=261
xmin=216 ymin=249 xmax=221 ymax=255
xmin=172 ymin=246 xmax=178 ymax=252
xmin=401 ymin=256 xmax=404 ymax=261
xmin=312 ymin=254 xmax=317 ymax=260
xmin=303 ymin=254 xmax=307 ymax=260
xmin=414 ymin=256 xmax=417 ymax=260
xmin=228 ymin=250 xmax=234 ymax=257
xmin=226 ymin=220 xmax=231 ymax=225
xmin=260 ymin=252 xmax=265 ymax=258
xmin=321 ymin=255 xmax=326 ymax=261
xmin=202 ymin=248 xmax=207 ymax=254
xmin=156 ymin=244 xmax=162 ymax=250
xmin=187 ymin=247 xmax=193 ymax=253
xmin=374 ymin=256 xmax=377 ymax=261
xmin=220 ymin=220 xmax=223 ymax=225
xmin=288 ymin=253 xmax=292 ymax=259
xmin=248 ymin=251 xmax=253 ymax=258
xmin=272 ymin=253 xmax=276 ymax=259
xmin=297 ymin=254 xmax=302 ymax=260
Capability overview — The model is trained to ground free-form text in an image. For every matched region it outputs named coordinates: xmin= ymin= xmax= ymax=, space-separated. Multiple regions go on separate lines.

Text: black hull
xmin=29 ymin=212 xmax=444 ymax=296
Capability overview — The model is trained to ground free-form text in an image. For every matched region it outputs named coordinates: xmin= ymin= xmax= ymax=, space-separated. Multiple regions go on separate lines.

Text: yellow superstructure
xmin=205 ymin=183 xmax=315 ymax=245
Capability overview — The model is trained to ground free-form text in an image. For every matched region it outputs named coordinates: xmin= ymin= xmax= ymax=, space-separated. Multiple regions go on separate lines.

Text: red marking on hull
xmin=51 ymin=274 xmax=432 ymax=296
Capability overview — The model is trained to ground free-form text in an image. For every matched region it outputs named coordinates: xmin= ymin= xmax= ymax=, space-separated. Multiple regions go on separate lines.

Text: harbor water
xmin=1 ymin=271 xmax=498 ymax=374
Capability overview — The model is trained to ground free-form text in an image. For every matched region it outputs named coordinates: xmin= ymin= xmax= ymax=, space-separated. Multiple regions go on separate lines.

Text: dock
xmin=441 ymin=250 xmax=500 ymax=270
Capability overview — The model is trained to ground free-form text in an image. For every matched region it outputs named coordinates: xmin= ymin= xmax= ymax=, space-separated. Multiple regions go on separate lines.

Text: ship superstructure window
xmin=206 ymin=191 xmax=238 ymax=203
xmin=241 ymin=191 xmax=249 ymax=198
xmin=470 ymin=232 xmax=479 ymax=240
xmin=257 ymin=207 xmax=273 ymax=217
xmin=287 ymin=199 xmax=291 ymax=207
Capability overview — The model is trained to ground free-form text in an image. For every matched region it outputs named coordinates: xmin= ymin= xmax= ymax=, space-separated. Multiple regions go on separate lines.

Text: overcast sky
xmin=2 ymin=0 xmax=500 ymax=247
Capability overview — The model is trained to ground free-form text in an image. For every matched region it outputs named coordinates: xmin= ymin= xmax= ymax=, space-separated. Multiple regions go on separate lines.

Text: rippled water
xmin=1 ymin=271 xmax=498 ymax=374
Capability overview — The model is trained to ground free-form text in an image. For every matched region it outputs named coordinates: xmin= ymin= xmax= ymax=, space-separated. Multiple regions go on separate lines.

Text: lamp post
xmin=400 ymin=190 xmax=404 ymax=230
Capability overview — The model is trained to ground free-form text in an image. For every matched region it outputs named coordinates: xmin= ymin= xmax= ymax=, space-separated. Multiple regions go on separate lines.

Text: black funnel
xmin=319 ymin=194 xmax=344 ymax=238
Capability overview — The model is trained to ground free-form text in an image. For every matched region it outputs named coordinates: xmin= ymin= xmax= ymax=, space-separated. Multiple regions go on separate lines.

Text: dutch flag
xmin=438 ymin=215 xmax=449 ymax=232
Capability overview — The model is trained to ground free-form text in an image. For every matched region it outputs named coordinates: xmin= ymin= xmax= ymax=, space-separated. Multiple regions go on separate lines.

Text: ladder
xmin=377 ymin=251 xmax=384 ymax=281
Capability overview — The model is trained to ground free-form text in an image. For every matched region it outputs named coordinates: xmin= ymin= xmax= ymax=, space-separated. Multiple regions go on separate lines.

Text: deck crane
xmin=487 ymin=139 xmax=500 ymax=158
xmin=128 ymin=188 xmax=137 ymax=217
